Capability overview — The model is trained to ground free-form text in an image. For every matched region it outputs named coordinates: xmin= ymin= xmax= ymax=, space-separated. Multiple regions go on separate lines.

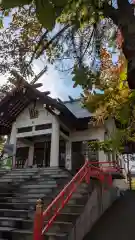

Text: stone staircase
xmin=0 ymin=167 xmax=91 ymax=240
xmin=0 ymin=169 xmax=9 ymax=178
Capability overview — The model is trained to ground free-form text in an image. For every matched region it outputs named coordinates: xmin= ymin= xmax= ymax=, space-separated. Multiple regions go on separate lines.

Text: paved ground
xmin=83 ymin=190 xmax=135 ymax=240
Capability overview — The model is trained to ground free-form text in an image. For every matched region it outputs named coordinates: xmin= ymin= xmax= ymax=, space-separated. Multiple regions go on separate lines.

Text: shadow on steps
xmin=83 ymin=190 xmax=135 ymax=240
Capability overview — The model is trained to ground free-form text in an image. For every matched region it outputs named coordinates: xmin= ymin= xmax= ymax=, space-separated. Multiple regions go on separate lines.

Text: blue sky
xmin=0 ymin=15 xmax=82 ymax=101
xmin=33 ymin=60 xmax=82 ymax=100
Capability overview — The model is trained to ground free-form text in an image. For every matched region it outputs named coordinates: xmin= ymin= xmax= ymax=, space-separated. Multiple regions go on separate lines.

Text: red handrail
xmin=33 ymin=160 xmax=121 ymax=240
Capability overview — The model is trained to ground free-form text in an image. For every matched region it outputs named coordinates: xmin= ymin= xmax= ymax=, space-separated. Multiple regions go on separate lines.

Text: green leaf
xmin=120 ymin=70 xmax=127 ymax=81
xmin=51 ymin=0 xmax=68 ymax=7
xmin=4 ymin=10 xmax=10 ymax=16
xmin=36 ymin=0 xmax=56 ymax=30
xmin=0 ymin=17 xmax=3 ymax=28
xmin=129 ymin=90 xmax=135 ymax=99
xmin=0 ymin=0 xmax=32 ymax=9
xmin=117 ymin=103 xmax=130 ymax=125
xmin=72 ymin=65 xmax=93 ymax=89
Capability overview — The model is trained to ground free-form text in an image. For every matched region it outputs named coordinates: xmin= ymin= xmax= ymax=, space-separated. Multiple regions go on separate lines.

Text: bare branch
xmin=36 ymin=24 xmax=70 ymax=59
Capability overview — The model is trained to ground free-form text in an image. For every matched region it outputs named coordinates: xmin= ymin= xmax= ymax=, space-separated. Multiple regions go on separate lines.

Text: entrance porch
xmin=15 ymin=134 xmax=67 ymax=169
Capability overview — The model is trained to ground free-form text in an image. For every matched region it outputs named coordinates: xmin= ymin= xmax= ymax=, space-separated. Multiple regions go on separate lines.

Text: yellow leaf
xmin=120 ymin=70 xmax=127 ymax=81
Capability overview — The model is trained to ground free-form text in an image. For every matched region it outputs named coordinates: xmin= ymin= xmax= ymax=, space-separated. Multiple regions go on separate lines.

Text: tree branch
xmin=28 ymin=29 xmax=49 ymax=66
xmin=82 ymin=27 xmax=94 ymax=60
xmin=36 ymin=24 xmax=70 ymax=59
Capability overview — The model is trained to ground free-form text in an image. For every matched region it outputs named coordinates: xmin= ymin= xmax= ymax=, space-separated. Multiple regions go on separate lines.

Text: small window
xmin=35 ymin=124 xmax=52 ymax=131
xmin=17 ymin=127 xmax=32 ymax=133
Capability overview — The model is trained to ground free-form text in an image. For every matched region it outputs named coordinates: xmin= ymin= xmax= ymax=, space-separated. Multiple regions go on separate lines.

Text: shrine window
xmin=17 ymin=127 xmax=32 ymax=133
xmin=35 ymin=124 xmax=52 ymax=131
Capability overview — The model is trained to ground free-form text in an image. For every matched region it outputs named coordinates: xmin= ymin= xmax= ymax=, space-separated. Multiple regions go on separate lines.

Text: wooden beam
xmin=43 ymin=91 xmax=50 ymax=96
xmin=32 ymin=83 xmax=43 ymax=89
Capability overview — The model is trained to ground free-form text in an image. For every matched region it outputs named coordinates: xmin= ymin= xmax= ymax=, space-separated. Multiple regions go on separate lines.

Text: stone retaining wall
xmin=68 ymin=185 xmax=118 ymax=240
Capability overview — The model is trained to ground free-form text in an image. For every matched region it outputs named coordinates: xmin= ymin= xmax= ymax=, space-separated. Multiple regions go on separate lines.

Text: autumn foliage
xmin=83 ymin=46 xmax=129 ymax=124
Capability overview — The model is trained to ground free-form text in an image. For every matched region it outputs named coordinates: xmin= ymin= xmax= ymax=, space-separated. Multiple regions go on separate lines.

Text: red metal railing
xmin=33 ymin=161 xmax=122 ymax=240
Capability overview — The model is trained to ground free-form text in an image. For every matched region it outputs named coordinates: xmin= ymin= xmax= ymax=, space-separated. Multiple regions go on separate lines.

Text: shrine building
xmin=0 ymin=80 xmax=118 ymax=171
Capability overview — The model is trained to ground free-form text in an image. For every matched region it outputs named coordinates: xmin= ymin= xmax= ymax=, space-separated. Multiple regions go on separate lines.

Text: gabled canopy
xmin=0 ymin=80 xmax=78 ymax=134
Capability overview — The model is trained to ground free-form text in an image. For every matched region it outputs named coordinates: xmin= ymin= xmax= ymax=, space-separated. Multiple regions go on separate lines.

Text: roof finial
xmin=68 ymin=96 xmax=74 ymax=102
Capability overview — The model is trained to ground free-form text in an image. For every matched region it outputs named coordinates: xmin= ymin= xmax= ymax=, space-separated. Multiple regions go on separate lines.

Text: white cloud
xmin=33 ymin=61 xmax=82 ymax=100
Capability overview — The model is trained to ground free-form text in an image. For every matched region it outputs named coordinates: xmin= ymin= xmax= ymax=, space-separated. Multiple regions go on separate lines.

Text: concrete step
xmin=0 ymin=209 xmax=31 ymax=218
xmin=0 ymin=168 xmax=87 ymax=240
xmin=11 ymin=169 xmax=38 ymax=172
xmin=48 ymin=174 xmax=69 ymax=178
xmin=20 ymin=183 xmax=57 ymax=189
xmin=0 ymin=226 xmax=16 ymax=239
xmin=11 ymin=229 xmax=68 ymax=240
xmin=28 ymin=175 xmax=55 ymax=180
xmin=0 ymin=179 xmax=13 ymax=183
xmin=0 ymin=217 xmax=25 ymax=228
xmin=61 ymin=204 xmax=84 ymax=214
xmin=0 ymin=217 xmax=73 ymax=233
xmin=19 ymin=188 xmax=53 ymax=194
xmin=49 ymin=212 xmax=80 ymax=223
xmin=0 ymin=197 xmax=42 ymax=204
xmin=25 ymin=219 xmax=72 ymax=231
xmin=41 ymin=167 xmax=66 ymax=172
xmin=41 ymin=169 xmax=63 ymax=173
xmin=5 ymin=172 xmax=36 ymax=175
xmin=0 ymin=226 xmax=15 ymax=232
xmin=14 ymin=193 xmax=48 ymax=199
xmin=0 ymin=193 xmax=13 ymax=196
xmin=0 ymin=194 xmax=87 ymax=206
xmin=0 ymin=171 xmax=8 ymax=176
xmin=71 ymin=192 xmax=85 ymax=198
xmin=0 ymin=202 xmax=35 ymax=210
xmin=1 ymin=175 xmax=33 ymax=179
xmin=19 ymin=203 xmax=84 ymax=220
xmin=0 ymin=180 xmax=26 ymax=184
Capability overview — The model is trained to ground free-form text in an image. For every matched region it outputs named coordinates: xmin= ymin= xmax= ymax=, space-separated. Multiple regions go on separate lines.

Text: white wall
xmin=70 ymin=126 xmax=105 ymax=142
xmin=16 ymin=101 xmax=53 ymax=129
xmin=70 ymin=126 xmax=107 ymax=162
xmin=15 ymin=102 xmax=55 ymax=138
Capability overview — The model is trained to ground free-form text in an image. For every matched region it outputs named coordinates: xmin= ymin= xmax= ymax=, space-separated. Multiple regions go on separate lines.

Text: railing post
xmin=33 ymin=199 xmax=44 ymax=240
